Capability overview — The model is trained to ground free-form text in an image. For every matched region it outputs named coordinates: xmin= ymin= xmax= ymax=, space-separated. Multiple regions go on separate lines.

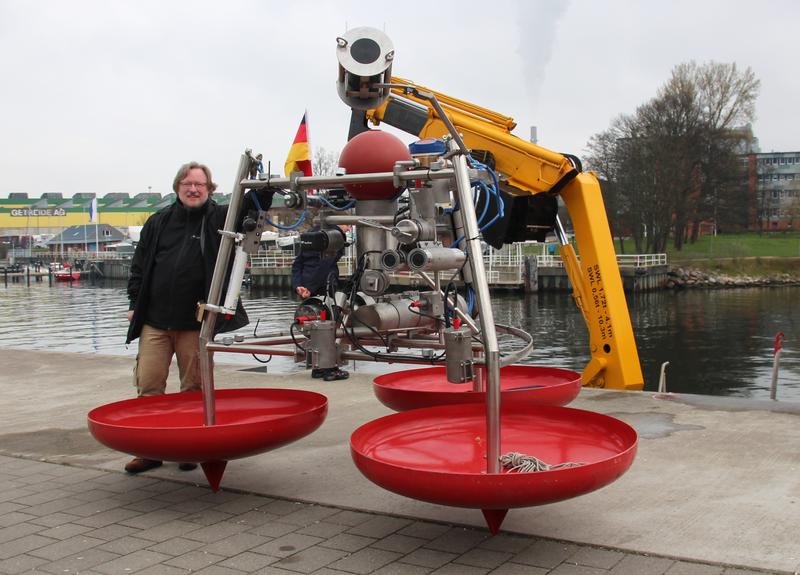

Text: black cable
xmin=342 ymin=251 xmax=387 ymax=357
xmin=250 ymin=318 xmax=272 ymax=364
xmin=342 ymin=250 xmax=445 ymax=364
xmin=442 ymin=281 xmax=456 ymax=328
xmin=346 ymin=312 xmax=445 ymax=364
xmin=406 ymin=302 xmax=439 ymax=322
xmin=289 ymin=321 xmax=306 ymax=351
xmin=348 ymin=314 xmax=390 ymax=352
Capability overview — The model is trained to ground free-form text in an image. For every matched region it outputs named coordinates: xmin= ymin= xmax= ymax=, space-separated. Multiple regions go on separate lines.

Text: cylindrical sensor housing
xmin=407 ymin=247 xmax=466 ymax=272
xmin=352 ymin=298 xmax=434 ymax=331
xmin=308 ymin=320 xmax=337 ymax=370
xmin=381 ymin=249 xmax=407 ymax=272
xmin=222 ymin=247 xmax=249 ymax=311
xmin=444 ymin=326 xmax=474 ymax=383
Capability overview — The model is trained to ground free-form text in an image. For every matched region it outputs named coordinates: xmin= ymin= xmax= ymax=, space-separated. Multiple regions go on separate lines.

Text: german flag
xmin=284 ymin=113 xmax=312 ymax=177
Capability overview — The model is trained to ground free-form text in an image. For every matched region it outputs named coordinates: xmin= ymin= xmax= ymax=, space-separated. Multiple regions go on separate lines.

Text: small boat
xmin=54 ymin=269 xmax=80 ymax=281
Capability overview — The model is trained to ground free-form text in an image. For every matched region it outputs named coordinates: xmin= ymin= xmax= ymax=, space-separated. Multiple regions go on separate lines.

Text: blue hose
xmin=265 ymin=209 xmax=307 ymax=231
xmin=317 ymin=195 xmax=356 ymax=211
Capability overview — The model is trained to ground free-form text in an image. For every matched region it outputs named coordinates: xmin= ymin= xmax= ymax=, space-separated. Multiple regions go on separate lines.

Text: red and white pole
xmin=770 ymin=332 xmax=785 ymax=401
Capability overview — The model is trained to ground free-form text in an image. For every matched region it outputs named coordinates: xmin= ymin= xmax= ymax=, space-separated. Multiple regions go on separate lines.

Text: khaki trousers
xmin=134 ymin=324 xmax=209 ymax=396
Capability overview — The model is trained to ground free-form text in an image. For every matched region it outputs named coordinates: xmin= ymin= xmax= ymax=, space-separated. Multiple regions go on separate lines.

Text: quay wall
xmin=13 ymin=257 xmax=796 ymax=291
xmin=523 ymin=257 xmax=669 ymax=293
xmin=245 ymin=258 xmax=671 ymax=293
xmin=0 ymin=258 xmax=677 ymax=292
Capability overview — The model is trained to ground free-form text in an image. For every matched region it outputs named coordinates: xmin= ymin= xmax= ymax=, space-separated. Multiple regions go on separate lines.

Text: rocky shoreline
xmin=666 ymin=266 xmax=800 ymax=289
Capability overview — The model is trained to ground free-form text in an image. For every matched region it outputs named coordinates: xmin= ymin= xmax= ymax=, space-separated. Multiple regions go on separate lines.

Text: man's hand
xmin=126 ymin=310 xmax=134 ymax=322
xmin=296 ymin=286 xmax=311 ymax=298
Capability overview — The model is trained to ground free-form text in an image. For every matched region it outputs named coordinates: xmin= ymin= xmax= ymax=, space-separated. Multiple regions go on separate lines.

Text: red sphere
xmin=338 ymin=130 xmax=412 ymax=200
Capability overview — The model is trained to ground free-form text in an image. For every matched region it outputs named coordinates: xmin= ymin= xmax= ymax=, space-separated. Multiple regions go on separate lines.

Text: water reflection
xmin=0 ymin=278 xmax=797 ymax=401
xmin=628 ymin=288 xmax=799 ymax=399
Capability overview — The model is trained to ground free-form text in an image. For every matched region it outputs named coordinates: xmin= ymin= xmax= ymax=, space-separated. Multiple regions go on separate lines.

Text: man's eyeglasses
xmin=179 ymin=182 xmax=208 ymax=189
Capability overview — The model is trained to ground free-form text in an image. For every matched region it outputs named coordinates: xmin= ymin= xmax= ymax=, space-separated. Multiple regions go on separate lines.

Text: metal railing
xmin=536 ymin=253 xmax=667 ymax=268
xmin=618 ymin=253 xmax=668 ymax=267
xmin=250 ymin=250 xmax=298 ymax=269
xmin=70 ymin=251 xmax=132 ymax=261
xmin=5 ymin=250 xmax=132 ymax=263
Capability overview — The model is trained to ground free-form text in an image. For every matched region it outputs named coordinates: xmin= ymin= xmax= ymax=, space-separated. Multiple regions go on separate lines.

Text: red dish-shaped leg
xmin=351 ymin=403 xmax=637 ymax=532
xmin=88 ymin=388 xmax=328 ymax=490
xmin=373 ymin=365 xmax=581 ymax=411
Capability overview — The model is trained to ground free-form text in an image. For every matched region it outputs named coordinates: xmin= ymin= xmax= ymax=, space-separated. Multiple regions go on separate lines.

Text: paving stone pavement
xmin=0 ymin=456 xmax=785 ymax=575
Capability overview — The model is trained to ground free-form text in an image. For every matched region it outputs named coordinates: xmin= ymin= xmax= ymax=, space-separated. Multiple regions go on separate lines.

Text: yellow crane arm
xmin=369 ymin=77 xmax=576 ymax=197
xmin=366 ymin=77 xmax=644 ymax=391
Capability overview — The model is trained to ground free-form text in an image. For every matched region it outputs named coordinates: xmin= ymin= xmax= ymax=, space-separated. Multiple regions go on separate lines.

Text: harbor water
xmin=1 ymin=278 xmax=797 ymax=401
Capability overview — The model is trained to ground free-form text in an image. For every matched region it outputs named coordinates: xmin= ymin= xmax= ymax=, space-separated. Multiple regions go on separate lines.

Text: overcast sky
xmin=1 ymin=0 xmax=797 ymax=197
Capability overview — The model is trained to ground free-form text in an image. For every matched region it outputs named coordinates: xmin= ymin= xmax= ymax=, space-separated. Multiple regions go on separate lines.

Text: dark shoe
xmin=311 ymin=368 xmax=326 ymax=379
xmin=178 ymin=462 xmax=198 ymax=471
xmin=323 ymin=368 xmax=349 ymax=382
xmin=124 ymin=458 xmax=162 ymax=474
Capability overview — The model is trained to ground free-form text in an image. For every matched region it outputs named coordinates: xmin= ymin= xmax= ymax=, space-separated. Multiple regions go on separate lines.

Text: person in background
xmin=124 ymin=161 xmax=273 ymax=474
xmin=291 ymin=225 xmax=349 ymax=381
xmin=291 ymin=228 xmax=345 ymax=299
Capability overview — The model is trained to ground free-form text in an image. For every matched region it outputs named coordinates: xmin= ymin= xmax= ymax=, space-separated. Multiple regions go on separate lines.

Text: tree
xmin=586 ymin=128 xmax=628 ymax=252
xmin=585 ymin=61 xmax=759 ymax=252
xmin=586 ymin=113 xmax=675 ymax=252
xmin=312 ymin=147 xmax=340 ymax=176
xmin=690 ymin=63 xmax=759 ymax=240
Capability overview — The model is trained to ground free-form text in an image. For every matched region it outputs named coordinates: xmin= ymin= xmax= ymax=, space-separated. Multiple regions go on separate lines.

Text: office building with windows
xmin=746 ymin=151 xmax=800 ymax=231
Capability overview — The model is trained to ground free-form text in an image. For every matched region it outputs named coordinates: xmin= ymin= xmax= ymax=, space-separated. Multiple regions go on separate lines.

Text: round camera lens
xmin=350 ymin=38 xmax=381 ymax=64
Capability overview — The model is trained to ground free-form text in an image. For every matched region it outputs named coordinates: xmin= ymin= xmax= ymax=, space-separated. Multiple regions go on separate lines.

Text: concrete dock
xmin=1 ymin=348 xmax=798 ymax=574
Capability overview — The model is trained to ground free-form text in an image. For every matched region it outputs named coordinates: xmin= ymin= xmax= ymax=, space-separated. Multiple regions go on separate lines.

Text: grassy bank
xmin=663 ymin=232 xmax=800 ymax=276
xmin=611 ymin=232 xmax=799 ymax=276
xmin=663 ymin=232 xmax=800 ymax=260
xmin=520 ymin=233 xmax=799 ymax=277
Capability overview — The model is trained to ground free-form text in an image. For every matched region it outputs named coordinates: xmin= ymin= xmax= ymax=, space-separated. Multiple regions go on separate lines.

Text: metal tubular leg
xmin=450 ymin=141 xmax=501 ymax=474
xmin=554 ymin=215 xmax=569 ymax=245
xmin=198 ymin=152 xmax=251 ymax=426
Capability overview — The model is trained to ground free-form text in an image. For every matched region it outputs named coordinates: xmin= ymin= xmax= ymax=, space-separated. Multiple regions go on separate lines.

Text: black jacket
xmin=291 ymin=246 xmax=343 ymax=296
xmin=126 ymin=196 xmax=262 ymax=344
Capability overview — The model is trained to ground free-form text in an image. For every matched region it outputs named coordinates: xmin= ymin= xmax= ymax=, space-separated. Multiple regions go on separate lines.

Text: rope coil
xmin=500 ymin=452 xmax=585 ymax=473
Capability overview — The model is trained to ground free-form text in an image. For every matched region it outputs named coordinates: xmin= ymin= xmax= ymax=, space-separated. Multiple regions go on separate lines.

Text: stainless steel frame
xmin=198 ymin=143 xmax=530 ymax=475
